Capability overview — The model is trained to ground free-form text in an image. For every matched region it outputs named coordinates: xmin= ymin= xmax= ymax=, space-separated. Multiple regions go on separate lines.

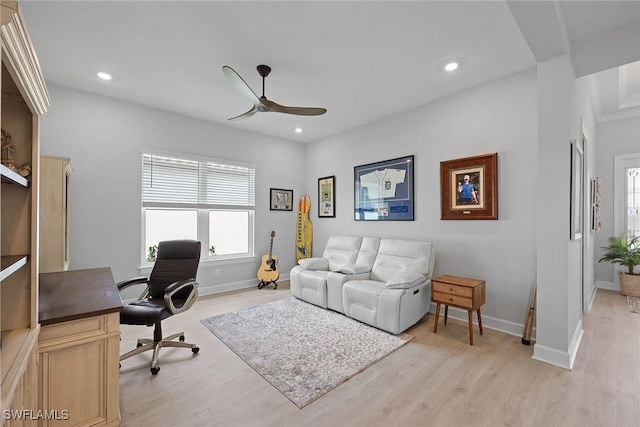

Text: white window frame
xmin=140 ymin=149 xmax=255 ymax=266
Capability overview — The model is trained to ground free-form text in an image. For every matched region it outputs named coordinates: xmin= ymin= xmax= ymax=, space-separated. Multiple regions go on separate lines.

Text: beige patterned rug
xmin=627 ymin=296 xmax=640 ymax=314
xmin=201 ymin=297 xmax=412 ymax=408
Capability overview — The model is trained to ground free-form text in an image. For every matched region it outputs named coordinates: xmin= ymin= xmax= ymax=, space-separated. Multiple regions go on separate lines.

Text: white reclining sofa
xmin=290 ymin=236 xmax=435 ymax=334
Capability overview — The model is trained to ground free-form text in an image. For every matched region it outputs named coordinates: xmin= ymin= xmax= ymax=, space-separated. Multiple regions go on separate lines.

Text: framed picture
xmin=591 ymin=176 xmax=602 ymax=232
xmin=354 ymin=155 xmax=414 ymax=221
xmin=440 ymin=153 xmax=498 ymax=220
xmin=270 ymin=188 xmax=293 ymax=211
xmin=318 ymin=176 xmax=335 ymax=218
xmin=570 ymin=140 xmax=584 ymax=240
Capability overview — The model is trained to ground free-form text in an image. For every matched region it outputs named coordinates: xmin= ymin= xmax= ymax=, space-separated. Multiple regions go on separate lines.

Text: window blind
xmin=142 ymin=152 xmax=255 ymax=209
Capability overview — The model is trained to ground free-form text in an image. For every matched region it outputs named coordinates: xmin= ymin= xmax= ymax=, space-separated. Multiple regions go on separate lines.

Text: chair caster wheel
xmin=150 ymin=366 xmax=160 ymax=375
xmin=192 ymin=347 xmax=200 ymax=354
xmin=179 ymin=335 xmax=185 ymax=342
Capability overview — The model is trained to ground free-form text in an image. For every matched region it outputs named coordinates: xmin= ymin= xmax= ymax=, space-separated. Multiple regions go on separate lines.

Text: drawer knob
xmin=449 ymin=297 xmax=454 ymax=302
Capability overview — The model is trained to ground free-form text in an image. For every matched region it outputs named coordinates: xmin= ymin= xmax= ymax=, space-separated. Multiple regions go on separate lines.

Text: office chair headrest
xmin=157 ymin=240 xmax=201 ymax=260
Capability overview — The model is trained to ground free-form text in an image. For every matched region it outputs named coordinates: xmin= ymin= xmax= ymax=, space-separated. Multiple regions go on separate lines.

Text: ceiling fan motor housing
xmin=257 ymin=64 xmax=271 ymax=78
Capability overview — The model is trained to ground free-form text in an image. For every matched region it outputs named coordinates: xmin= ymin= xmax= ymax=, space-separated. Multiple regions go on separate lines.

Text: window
xmin=141 ymin=150 xmax=255 ymax=262
xmin=628 ymin=167 xmax=640 ymax=239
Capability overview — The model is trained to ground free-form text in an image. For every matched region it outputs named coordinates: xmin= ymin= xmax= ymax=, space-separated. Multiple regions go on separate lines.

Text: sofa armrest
xmin=385 ymin=273 xmax=427 ymax=289
xmin=298 ymin=257 xmax=329 ymax=271
xmin=339 ymin=263 xmax=371 ymax=275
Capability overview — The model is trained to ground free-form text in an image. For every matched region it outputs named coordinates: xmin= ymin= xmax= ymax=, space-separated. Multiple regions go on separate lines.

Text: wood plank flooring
xmin=118 ymin=284 xmax=639 ymax=427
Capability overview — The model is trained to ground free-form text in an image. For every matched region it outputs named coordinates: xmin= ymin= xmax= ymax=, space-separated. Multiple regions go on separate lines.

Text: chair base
xmin=120 ymin=329 xmax=199 ymax=375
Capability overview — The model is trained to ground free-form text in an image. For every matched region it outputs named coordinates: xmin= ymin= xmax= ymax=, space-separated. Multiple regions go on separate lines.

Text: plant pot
xmin=619 ymin=272 xmax=640 ymax=297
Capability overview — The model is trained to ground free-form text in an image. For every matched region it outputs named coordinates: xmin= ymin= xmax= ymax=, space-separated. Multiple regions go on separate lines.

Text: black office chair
xmin=118 ymin=239 xmax=201 ymax=375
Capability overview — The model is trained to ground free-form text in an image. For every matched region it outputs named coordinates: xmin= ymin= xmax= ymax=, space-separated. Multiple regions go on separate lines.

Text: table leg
xmin=468 ymin=310 xmax=474 ymax=345
xmin=444 ymin=305 xmax=449 ymax=325
xmin=477 ymin=308 xmax=483 ymax=335
xmin=434 ymin=303 xmax=441 ymax=333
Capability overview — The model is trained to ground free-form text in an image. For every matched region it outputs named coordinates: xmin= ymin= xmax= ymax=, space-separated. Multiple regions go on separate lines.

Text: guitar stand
xmin=258 ymin=280 xmax=277 ymax=290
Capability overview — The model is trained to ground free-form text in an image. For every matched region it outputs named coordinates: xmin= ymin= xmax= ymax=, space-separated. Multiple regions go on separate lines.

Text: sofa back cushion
xmin=370 ymin=239 xmax=434 ymax=282
xmin=322 ymin=235 xmax=363 ymax=272
xmin=354 ymin=237 xmax=380 ymax=271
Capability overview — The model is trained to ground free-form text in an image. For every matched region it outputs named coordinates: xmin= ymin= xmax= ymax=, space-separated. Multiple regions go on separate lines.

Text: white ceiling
xmin=19 ymin=1 xmax=640 ymax=143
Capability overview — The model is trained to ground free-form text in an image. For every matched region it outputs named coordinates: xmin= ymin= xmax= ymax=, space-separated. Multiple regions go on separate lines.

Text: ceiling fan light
xmin=295 ymin=128 xmax=302 ymax=133
xmin=97 ymin=71 xmax=112 ymax=80
xmin=444 ymin=62 xmax=459 ymax=72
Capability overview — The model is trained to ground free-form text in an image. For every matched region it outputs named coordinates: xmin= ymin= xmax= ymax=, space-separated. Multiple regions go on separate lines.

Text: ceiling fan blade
xmin=261 ymin=98 xmax=326 ymax=116
xmin=228 ymin=105 xmax=258 ymax=121
xmin=222 ymin=66 xmax=260 ymax=103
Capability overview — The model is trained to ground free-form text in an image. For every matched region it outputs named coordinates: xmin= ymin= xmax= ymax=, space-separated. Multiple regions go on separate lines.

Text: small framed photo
xmin=270 ymin=188 xmax=293 ymax=211
xmin=440 ymin=153 xmax=498 ymax=220
xmin=318 ymin=176 xmax=336 ymax=218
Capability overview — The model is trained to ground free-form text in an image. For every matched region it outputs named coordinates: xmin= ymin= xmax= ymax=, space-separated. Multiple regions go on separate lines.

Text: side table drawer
xmin=432 ymin=281 xmax=473 ymax=297
xmin=433 ymin=292 xmax=473 ymax=309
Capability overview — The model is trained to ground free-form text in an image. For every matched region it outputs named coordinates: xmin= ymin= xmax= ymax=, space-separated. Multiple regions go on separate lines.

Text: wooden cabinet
xmin=432 ymin=275 xmax=486 ymax=345
xmin=40 ymin=156 xmax=72 ymax=273
xmin=38 ymin=313 xmax=120 ymax=427
xmin=0 ymin=0 xmax=50 ymax=420
xmin=39 ymin=268 xmax=122 ymax=427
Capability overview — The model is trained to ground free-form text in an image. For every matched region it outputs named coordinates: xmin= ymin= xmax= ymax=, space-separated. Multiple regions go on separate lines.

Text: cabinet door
xmin=39 ymin=339 xmax=107 ymax=427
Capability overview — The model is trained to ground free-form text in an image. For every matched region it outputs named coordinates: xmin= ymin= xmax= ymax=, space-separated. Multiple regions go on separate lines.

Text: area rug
xmin=626 ymin=296 xmax=640 ymax=314
xmin=200 ymin=297 xmax=412 ymax=408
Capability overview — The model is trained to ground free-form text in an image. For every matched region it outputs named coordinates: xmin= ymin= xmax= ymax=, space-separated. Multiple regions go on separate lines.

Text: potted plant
xmin=598 ymin=234 xmax=640 ymax=296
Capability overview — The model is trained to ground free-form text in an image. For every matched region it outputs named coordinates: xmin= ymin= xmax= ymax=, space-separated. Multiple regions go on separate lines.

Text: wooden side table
xmin=431 ymin=275 xmax=486 ymax=345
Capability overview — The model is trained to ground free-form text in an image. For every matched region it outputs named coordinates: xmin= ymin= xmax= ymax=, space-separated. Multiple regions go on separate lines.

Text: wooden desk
xmin=431 ymin=275 xmax=486 ymax=345
xmin=39 ymin=267 xmax=123 ymax=426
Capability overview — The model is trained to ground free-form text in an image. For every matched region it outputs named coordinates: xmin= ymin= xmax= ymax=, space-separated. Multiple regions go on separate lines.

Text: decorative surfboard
xmin=296 ymin=196 xmax=313 ymax=262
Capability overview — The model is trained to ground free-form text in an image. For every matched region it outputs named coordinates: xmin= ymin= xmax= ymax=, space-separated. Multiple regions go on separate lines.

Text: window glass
xmin=628 ymin=167 xmax=640 ymax=239
xmin=209 ymin=211 xmax=249 ymax=255
xmin=145 ymin=209 xmax=197 ymax=261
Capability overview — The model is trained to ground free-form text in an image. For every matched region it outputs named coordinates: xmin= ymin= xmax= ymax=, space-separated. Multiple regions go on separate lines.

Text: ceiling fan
xmin=222 ymin=64 xmax=327 ymax=121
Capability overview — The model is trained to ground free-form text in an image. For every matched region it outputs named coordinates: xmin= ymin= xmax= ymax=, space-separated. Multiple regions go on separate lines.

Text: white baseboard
xmin=584 ymin=285 xmax=598 ymax=313
xmin=596 ymin=280 xmax=617 ymax=291
xmin=198 ymin=273 xmax=290 ymax=297
xmin=532 ymin=319 xmax=583 ymax=370
xmin=429 ymin=303 xmax=533 ymax=339
xmin=122 ymin=273 xmax=290 ymax=304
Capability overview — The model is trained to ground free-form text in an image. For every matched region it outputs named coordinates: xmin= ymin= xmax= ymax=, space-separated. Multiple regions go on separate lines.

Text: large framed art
xmin=440 ymin=153 xmax=498 ymax=220
xmin=354 ymin=155 xmax=414 ymax=221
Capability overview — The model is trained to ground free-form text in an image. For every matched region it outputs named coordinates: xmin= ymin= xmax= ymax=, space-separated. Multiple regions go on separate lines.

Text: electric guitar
xmin=257 ymin=230 xmax=279 ymax=289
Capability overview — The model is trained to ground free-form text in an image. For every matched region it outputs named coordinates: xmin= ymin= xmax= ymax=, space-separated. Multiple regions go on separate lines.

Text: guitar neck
xmin=268 ymin=237 xmax=274 ymax=261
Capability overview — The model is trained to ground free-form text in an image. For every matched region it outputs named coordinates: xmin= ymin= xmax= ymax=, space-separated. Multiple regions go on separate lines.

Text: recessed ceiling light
xmin=444 ymin=62 xmax=459 ymax=72
xmin=295 ymin=128 xmax=302 ymax=133
xmin=97 ymin=71 xmax=112 ymax=80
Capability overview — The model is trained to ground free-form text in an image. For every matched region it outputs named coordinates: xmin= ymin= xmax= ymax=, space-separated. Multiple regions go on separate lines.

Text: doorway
xmin=613 ymin=153 xmax=640 ymax=288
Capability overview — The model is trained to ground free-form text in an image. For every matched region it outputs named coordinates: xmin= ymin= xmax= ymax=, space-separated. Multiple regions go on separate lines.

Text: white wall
xmin=39 ymin=85 xmax=305 ymax=295
xmin=573 ymin=77 xmax=597 ymax=312
xmin=304 ymin=68 xmax=538 ymax=334
xmin=594 ymin=116 xmax=640 ymax=286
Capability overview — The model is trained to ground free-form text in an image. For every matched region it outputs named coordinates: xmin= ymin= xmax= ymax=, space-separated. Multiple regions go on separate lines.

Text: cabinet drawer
xmin=432 ymin=292 xmax=473 ymax=309
xmin=432 ymin=281 xmax=473 ymax=297
xmin=39 ymin=313 xmax=119 ymax=347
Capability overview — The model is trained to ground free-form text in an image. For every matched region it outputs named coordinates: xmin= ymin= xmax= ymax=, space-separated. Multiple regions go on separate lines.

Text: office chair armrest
xmin=116 ymin=276 xmax=149 ymax=291
xmin=164 ymin=279 xmax=199 ymax=315
xmin=117 ymin=276 xmax=150 ymax=300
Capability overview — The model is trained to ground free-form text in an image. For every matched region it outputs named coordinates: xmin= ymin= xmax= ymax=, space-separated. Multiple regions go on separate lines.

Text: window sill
xmin=138 ymin=254 xmax=256 ymax=273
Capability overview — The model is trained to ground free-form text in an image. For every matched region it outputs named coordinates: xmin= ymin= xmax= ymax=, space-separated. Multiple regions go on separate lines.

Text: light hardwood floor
xmin=118 ymin=283 xmax=640 ymax=427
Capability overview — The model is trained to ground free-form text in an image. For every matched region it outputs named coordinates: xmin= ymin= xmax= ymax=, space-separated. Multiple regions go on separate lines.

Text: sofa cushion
xmin=322 ymin=235 xmax=363 ymax=272
xmin=385 ymin=272 xmax=427 ymax=289
xmin=370 ymin=239 xmax=434 ymax=283
xmin=298 ymin=257 xmax=329 ymax=271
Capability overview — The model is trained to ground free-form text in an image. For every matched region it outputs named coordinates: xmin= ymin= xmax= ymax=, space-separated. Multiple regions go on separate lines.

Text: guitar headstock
xmin=270 ymin=230 xmax=276 ymax=238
